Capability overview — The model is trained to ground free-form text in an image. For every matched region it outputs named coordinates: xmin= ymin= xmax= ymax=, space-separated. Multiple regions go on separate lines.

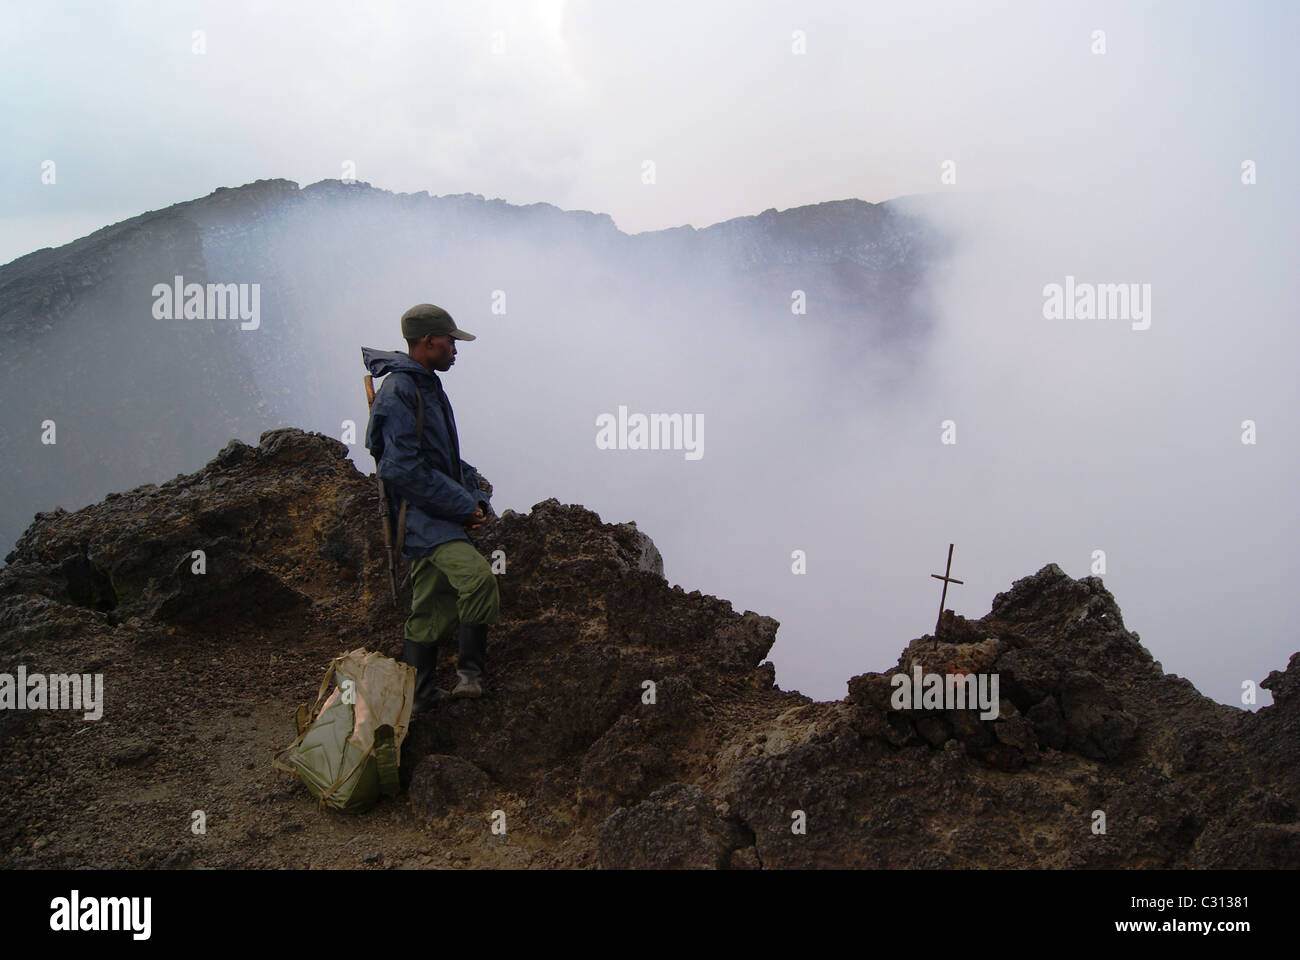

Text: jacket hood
xmin=361 ymin=347 xmax=433 ymax=380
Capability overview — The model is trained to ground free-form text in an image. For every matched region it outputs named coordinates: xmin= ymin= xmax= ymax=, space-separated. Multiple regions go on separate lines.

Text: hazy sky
xmin=2 ymin=0 xmax=1297 ymax=706
xmin=6 ymin=0 xmax=1292 ymax=263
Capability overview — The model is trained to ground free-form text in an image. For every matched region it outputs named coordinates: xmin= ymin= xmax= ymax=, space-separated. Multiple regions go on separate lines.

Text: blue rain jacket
xmin=362 ymin=347 xmax=490 ymax=559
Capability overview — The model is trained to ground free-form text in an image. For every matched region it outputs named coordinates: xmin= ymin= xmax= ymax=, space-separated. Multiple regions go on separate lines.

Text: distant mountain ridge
xmin=0 ymin=178 xmax=948 ymax=564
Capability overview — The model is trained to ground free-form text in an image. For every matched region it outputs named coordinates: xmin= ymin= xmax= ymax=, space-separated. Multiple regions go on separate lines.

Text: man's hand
xmin=462 ymin=506 xmax=486 ymax=531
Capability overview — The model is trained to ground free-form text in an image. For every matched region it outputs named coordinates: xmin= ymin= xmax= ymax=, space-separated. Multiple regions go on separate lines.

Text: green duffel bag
xmin=273 ymin=648 xmax=416 ymax=813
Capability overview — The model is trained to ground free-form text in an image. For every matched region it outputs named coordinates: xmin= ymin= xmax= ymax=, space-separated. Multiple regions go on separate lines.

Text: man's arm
xmin=371 ymin=378 xmax=479 ymax=523
xmin=460 ymin=460 xmax=491 ymax=513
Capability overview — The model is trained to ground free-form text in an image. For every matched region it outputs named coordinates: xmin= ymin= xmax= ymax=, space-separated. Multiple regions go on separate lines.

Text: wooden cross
xmin=930 ymin=543 xmax=963 ymax=637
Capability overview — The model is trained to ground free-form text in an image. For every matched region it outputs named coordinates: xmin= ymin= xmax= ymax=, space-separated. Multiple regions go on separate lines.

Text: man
xmin=362 ymin=303 xmax=500 ymax=709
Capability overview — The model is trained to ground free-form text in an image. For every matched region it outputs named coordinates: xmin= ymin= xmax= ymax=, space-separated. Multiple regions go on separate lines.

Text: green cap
xmin=401 ymin=303 xmax=476 ymax=341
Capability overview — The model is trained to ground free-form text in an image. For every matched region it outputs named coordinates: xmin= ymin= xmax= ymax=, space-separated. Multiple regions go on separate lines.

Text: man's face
xmin=427 ymin=333 xmax=457 ymax=372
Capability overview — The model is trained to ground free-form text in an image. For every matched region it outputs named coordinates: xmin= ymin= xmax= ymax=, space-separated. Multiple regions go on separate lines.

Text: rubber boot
xmin=403 ymin=639 xmax=449 ymax=713
xmin=452 ymin=622 xmax=488 ymax=698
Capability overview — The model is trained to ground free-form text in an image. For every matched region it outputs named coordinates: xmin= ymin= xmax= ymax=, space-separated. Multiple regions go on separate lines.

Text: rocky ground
xmin=0 ymin=428 xmax=1296 ymax=869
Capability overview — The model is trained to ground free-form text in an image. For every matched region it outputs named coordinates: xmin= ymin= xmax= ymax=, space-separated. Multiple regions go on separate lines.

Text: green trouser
xmin=404 ymin=539 xmax=500 ymax=648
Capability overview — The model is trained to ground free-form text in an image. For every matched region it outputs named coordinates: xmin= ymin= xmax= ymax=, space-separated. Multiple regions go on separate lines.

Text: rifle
xmin=363 ymin=374 xmax=400 ymax=606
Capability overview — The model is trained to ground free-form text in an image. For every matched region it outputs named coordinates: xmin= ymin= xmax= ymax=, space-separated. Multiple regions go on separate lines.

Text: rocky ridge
xmin=0 ymin=429 xmax=1295 ymax=869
